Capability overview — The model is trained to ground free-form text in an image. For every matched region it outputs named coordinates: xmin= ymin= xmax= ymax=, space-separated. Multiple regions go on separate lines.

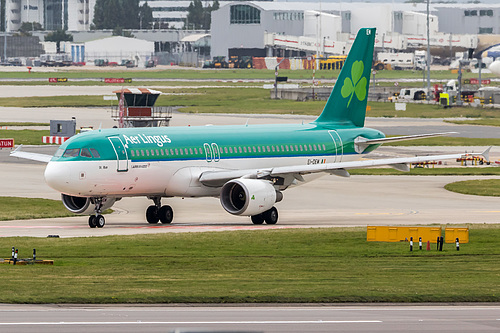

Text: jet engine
xmin=61 ymin=194 xmax=116 ymax=215
xmin=220 ymin=179 xmax=282 ymax=216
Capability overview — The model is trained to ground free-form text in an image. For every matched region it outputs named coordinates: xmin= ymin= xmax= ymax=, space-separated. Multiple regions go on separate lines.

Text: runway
xmin=0 ymin=304 xmax=499 ymax=333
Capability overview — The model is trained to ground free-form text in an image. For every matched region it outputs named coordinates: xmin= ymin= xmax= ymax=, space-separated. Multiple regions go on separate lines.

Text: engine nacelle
xmin=61 ymin=194 xmax=116 ymax=215
xmin=220 ymin=179 xmax=282 ymax=216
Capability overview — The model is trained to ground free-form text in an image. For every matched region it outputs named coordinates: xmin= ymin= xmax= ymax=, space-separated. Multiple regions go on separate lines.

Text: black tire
xmin=158 ymin=205 xmax=173 ymax=224
xmin=88 ymin=215 xmax=97 ymax=228
xmin=251 ymin=214 xmax=265 ymax=225
xmin=96 ymin=215 xmax=105 ymax=228
xmin=263 ymin=207 xmax=278 ymax=225
xmin=146 ymin=205 xmax=159 ymax=224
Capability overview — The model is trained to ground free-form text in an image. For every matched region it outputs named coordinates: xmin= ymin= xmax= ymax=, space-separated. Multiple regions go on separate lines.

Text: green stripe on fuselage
xmin=51 ymin=123 xmax=384 ymax=163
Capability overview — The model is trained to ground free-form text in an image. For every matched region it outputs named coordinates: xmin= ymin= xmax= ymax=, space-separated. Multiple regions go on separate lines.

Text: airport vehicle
xmin=203 ymin=56 xmax=229 ymax=68
xmin=11 ymin=28 xmax=486 ymax=228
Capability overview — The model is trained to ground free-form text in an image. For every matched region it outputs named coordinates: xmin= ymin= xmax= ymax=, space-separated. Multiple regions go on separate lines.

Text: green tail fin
xmin=314 ymin=28 xmax=376 ymax=128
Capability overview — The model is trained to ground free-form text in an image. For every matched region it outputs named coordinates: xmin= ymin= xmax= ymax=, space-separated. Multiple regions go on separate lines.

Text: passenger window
xmin=313 ymin=144 xmax=317 ymax=151
xmin=271 ymin=146 xmax=275 ymax=152
xmin=286 ymin=145 xmax=289 ymax=151
xmin=63 ymin=148 xmax=80 ymax=157
xmin=322 ymin=144 xmax=326 ymax=150
xmin=238 ymin=147 xmax=242 ymax=153
xmin=252 ymin=147 xmax=256 ymax=152
xmin=304 ymin=145 xmax=308 ymax=151
xmin=184 ymin=148 xmax=188 ymax=155
xmin=229 ymin=147 xmax=233 ymax=153
xmin=180 ymin=149 xmax=184 ymax=155
xmin=141 ymin=150 xmax=145 ymax=156
xmin=299 ymin=145 xmax=303 ymax=151
xmin=146 ymin=150 xmax=150 ymax=156
xmin=295 ymin=145 xmax=299 ymax=151
xmin=257 ymin=146 xmax=261 ymax=152
xmin=189 ymin=148 xmax=193 ymax=155
xmin=281 ymin=145 xmax=285 ymax=152
xmin=130 ymin=150 xmax=135 ymax=157
xmin=243 ymin=147 xmax=247 ymax=153
xmin=175 ymin=149 xmax=178 ymax=155
xmin=80 ymin=148 xmax=92 ymax=158
xmin=160 ymin=149 xmax=164 ymax=155
xmin=90 ymin=148 xmax=100 ymax=158
xmin=156 ymin=149 xmax=159 ymax=156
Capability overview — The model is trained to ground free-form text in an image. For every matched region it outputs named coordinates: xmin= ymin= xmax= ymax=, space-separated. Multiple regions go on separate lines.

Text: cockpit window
xmin=80 ymin=148 xmax=92 ymax=158
xmin=55 ymin=148 xmax=64 ymax=158
xmin=90 ymin=148 xmax=100 ymax=158
xmin=63 ymin=148 xmax=80 ymax=157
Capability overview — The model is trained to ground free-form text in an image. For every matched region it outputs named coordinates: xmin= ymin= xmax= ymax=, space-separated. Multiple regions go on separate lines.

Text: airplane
xmin=11 ymin=27 xmax=489 ymax=228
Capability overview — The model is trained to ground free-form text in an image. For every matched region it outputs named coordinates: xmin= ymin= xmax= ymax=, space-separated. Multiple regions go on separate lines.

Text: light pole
xmin=426 ymin=0 xmax=431 ymax=101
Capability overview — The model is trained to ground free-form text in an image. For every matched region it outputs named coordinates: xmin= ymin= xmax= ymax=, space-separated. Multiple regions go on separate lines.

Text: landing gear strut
xmin=88 ymin=197 xmax=105 ymax=228
xmin=146 ymin=197 xmax=173 ymax=224
xmin=251 ymin=206 xmax=278 ymax=225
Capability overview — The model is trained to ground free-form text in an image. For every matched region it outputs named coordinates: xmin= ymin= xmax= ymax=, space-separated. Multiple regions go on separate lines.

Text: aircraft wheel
xmin=96 ymin=215 xmax=105 ymax=228
xmin=146 ymin=205 xmax=159 ymax=224
xmin=158 ymin=205 xmax=173 ymax=224
xmin=263 ymin=207 xmax=278 ymax=225
xmin=251 ymin=214 xmax=265 ymax=225
xmin=88 ymin=215 xmax=97 ymax=228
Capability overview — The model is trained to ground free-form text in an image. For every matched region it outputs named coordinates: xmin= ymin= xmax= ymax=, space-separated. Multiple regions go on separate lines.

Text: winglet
xmin=482 ymin=146 xmax=492 ymax=162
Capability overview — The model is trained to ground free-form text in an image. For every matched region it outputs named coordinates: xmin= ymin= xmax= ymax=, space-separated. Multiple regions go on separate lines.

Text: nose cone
xmin=489 ymin=61 xmax=500 ymax=76
xmin=44 ymin=161 xmax=70 ymax=193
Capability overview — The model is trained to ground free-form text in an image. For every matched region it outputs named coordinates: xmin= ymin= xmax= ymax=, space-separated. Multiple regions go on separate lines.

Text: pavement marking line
xmin=0 ymin=320 xmax=382 ymax=325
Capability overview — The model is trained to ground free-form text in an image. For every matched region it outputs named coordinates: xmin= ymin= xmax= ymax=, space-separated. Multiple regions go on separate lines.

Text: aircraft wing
xmin=10 ymin=145 xmax=52 ymax=163
xmin=199 ymin=148 xmax=491 ymax=186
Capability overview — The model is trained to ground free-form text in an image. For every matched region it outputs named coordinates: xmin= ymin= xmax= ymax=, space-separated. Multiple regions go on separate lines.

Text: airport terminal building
xmin=210 ymin=2 xmax=485 ymax=59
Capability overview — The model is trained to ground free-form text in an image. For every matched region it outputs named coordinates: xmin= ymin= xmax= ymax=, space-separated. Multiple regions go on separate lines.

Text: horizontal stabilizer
xmin=10 ymin=145 xmax=52 ymax=163
xmin=355 ymin=132 xmax=457 ymax=153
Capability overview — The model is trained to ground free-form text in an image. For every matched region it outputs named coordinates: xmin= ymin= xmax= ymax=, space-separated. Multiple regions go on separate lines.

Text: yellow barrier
xmin=367 ymin=226 xmax=442 ymax=243
xmin=445 ymin=227 xmax=469 ymax=244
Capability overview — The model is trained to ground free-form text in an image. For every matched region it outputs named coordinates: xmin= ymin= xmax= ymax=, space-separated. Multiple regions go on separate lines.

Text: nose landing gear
xmin=88 ymin=197 xmax=105 ymax=228
xmin=146 ymin=197 xmax=173 ymax=224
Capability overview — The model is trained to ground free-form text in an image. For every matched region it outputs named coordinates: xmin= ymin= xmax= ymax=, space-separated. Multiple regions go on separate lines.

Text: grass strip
xmin=0 ymin=197 xmax=74 ymax=220
xmin=0 ymin=68 xmax=495 ymax=80
xmin=0 ymin=129 xmax=50 ymax=145
xmin=0 ymin=122 xmax=49 ymax=126
xmin=0 ymin=226 xmax=499 ymax=303
xmin=445 ymin=179 xmax=500 ymax=196
xmin=445 ymin=119 xmax=500 ymax=127
xmin=1 ymin=87 xmax=499 ymax=119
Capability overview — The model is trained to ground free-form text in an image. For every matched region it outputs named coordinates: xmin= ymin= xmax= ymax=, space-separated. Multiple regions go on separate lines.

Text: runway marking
xmin=0 ymin=320 xmax=382 ymax=325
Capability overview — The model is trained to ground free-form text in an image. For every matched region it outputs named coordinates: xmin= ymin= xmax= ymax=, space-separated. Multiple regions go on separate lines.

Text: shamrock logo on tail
xmin=340 ymin=60 xmax=367 ymax=107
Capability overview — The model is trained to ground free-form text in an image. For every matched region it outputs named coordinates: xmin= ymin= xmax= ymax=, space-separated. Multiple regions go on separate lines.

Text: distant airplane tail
xmin=313 ymin=27 xmax=376 ymax=128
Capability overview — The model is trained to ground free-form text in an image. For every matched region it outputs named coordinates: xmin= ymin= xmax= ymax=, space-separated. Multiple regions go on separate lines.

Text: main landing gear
xmin=88 ymin=197 xmax=105 ymax=228
xmin=250 ymin=206 xmax=278 ymax=225
xmin=146 ymin=197 xmax=173 ymax=224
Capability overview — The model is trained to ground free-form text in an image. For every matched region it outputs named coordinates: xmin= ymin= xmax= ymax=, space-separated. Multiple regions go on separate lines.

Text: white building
xmin=84 ymin=36 xmax=155 ymax=65
xmin=5 ymin=0 xmax=96 ymax=32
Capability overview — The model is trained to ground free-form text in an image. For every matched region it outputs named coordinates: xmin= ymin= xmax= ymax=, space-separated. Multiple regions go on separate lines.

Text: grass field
xmin=445 ymin=179 xmax=500 ymax=196
xmin=0 ymin=197 xmax=74 ymax=221
xmin=0 ymin=87 xmax=498 ymax=120
xmin=0 ymin=68 xmax=494 ymax=80
xmin=0 ymin=226 xmax=499 ymax=303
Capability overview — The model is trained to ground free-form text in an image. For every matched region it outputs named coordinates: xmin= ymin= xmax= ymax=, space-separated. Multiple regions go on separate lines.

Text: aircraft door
xmin=328 ymin=130 xmax=343 ymax=163
xmin=203 ymin=143 xmax=213 ymax=162
xmin=108 ymin=137 xmax=129 ymax=172
xmin=211 ymin=143 xmax=220 ymax=162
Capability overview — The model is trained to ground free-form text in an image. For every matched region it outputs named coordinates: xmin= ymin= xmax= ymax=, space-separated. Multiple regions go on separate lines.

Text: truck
xmin=376 ymin=51 xmax=427 ymax=70
xmin=203 ymin=56 xmax=229 ymax=68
